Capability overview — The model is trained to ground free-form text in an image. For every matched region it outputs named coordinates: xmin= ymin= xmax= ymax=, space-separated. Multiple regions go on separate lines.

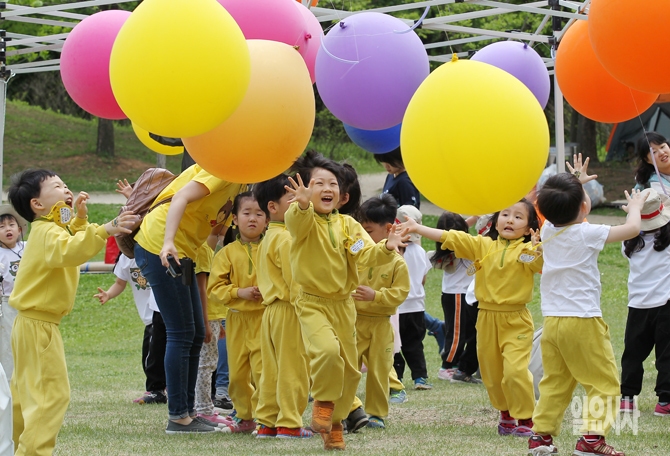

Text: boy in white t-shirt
xmin=393 ymin=205 xmax=432 ymax=390
xmin=94 ymin=254 xmax=167 ymax=405
xmin=528 ymin=155 xmax=647 ymax=456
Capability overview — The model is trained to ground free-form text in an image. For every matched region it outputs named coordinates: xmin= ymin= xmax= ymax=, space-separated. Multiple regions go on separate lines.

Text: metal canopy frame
xmin=0 ymin=0 xmax=591 ymax=191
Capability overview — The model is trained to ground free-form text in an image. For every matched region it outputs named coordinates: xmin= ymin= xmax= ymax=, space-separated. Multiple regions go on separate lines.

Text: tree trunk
xmin=155 ymin=153 xmax=166 ymax=168
xmin=577 ymin=115 xmax=598 ymax=162
xmin=569 ymin=107 xmax=579 ymax=143
xmin=96 ymin=118 xmax=114 ymax=157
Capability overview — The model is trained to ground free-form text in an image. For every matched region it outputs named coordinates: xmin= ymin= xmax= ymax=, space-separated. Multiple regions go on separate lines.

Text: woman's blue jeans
xmin=134 ymin=244 xmax=205 ymax=420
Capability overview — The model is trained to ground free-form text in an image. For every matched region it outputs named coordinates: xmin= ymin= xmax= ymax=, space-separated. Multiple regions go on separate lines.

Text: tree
xmin=96 ymin=118 xmax=114 ymax=157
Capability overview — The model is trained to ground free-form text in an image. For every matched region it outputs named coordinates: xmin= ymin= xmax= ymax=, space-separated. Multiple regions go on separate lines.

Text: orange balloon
xmin=295 ymin=0 xmax=318 ymax=6
xmin=590 ymin=0 xmax=670 ymax=94
xmin=182 ymin=40 xmax=315 ymax=184
xmin=556 ymin=20 xmax=657 ymax=123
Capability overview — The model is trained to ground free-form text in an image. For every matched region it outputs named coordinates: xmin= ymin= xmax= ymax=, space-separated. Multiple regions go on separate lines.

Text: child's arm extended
xmin=606 ymin=189 xmax=648 ymax=243
xmin=94 ymin=278 xmax=127 ymax=304
xmin=400 ymin=217 xmax=446 ymax=242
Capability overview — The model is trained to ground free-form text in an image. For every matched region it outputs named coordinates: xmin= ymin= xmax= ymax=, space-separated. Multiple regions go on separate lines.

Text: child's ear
xmin=339 ymin=193 xmax=350 ymax=206
xmin=267 ymin=201 xmax=277 ymax=215
xmin=385 ymin=222 xmax=393 ymax=234
xmin=30 ymin=198 xmax=44 ymax=213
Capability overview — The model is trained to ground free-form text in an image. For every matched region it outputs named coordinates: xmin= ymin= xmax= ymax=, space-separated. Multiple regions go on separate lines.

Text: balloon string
xmin=394 ymin=5 xmax=430 ymax=34
xmin=319 ymin=38 xmax=360 ymax=64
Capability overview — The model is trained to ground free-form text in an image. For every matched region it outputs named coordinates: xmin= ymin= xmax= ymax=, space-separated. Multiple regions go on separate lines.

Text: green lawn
xmin=46 ymin=205 xmax=669 ymax=454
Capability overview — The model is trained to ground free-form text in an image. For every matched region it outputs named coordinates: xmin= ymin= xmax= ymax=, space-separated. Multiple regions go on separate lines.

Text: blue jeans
xmin=424 ymin=311 xmax=445 ymax=354
xmin=215 ymin=319 xmax=229 ymax=397
xmin=134 ymin=244 xmax=205 ymax=420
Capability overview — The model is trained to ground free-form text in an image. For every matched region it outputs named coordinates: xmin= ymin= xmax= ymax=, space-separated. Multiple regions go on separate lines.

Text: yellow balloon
xmin=131 ymin=122 xmax=184 ymax=156
xmin=110 ymin=0 xmax=250 ymax=138
xmin=401 ymin=59 xmax=549 ymax=215
xmin=182 ymin=40 xmax=315 ymax=184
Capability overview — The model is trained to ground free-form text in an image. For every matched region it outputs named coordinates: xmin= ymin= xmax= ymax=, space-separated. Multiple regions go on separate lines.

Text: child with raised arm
xmin=253 ymin=175 xmax=313 ymax=439
xmin=353 ymin=195 xmax=410 ymax=429
xmin=527 ymin=156 xmax=647 ymax=456
xmin=284 ymin=153 xmax=404 ymax=451
xmin=401 ymin=199 xmax=542 ymax=437
xmin=7 ymin=169 xmax=135 ymax=456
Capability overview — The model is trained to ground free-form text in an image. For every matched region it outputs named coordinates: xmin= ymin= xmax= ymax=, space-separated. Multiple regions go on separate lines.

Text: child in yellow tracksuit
xmin=208 ymin=191 xmax=267 ymax=434
xmin=7 ymin=169 xmax=135 ymax=455
xmin=401 ymin=199 xmax=542 ymax=437
xmin=352 ymin=195 xmax=410 ymax=429
xmin=253 ymin=175 xmax=312 ymax=439
xmin=284 ymin=153 xmax=404 ymax=451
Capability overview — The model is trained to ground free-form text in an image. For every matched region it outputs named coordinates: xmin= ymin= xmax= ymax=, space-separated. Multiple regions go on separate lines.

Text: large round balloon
xmin=556 ymin=21 xmax=657 ymax=123
xmin=401 ymin=59 xmax=549 ymax=215
xmin=110 ymin=0 xmax=250 ymax=138
xmin=131 ymin=123 xmax=184 ymax=156
xmin=344 ymin=123 xmax=400 ymax=154
xmin=183 ymin=40 xmax=315 ymax=184
xmin=471 ymin=41 xmax=550 ymax=109
xmin=589 ymin=0 xmax=670 ymax=94
xmin=60 ymin=10 xmax=130 ymax=119
xmin=315 ymin=12 xmax=429 ymax=131
xmin=294 ymin=1 xmax=323 ymax=83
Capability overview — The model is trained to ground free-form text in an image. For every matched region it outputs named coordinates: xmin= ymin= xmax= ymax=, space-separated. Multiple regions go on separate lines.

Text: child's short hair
xmin=373 ymin=147 xmax=404 ymax=169
xmin=231 ymin=191 xmax=258 ymax=216
xmin=432 ymin=211 xmax=468 ymax=261
xmin=291 ymin=150 xmax=342 ymax=187
xmin=253 ymin=174 xmax=291 ymax=217
xmin=488 ymin=198 xmax=540 ymax=242
xmin=8 ymin=169 xmax=57 ymax=222
xmin=339 ymin=163 xmax=361 ymax=215
xmin=536 ymin=173 xmax=584 ymax=226
xmin=357 ymin=194 xmax=398 ymax=226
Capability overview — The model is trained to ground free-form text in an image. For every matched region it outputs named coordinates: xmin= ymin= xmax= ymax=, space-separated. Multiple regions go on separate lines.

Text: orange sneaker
xmin=311 ymin=400 xmax=335 ymax=434
xmin=323 ymin=423 xmax=345 ymax=451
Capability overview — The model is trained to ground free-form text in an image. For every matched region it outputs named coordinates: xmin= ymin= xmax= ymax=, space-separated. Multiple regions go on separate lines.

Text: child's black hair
xmin=8 ymin=169 xmax=58 ymax=222
xmin=357 ymin=194 xmax=398 ymax=226
xmin=373 ymin=147 xmax=404 ymax=169
xmin=487 ymin=199 xmax=539 ymax=243
xmin=339 ymin=163 xmax=361 ymax=215
xmin=536 ymin=173 xmax=584 ymax=226
xmin=231 ymin=191 xmax=258 ymax=217
xmin=623 ymin=222 xmax=670 ymax=258
xmin=431 ymin=211 xmax=468 ymax=264
xmin=253 ymin=174 xmax=291 ymax=218
xmin=635 ymin=131 xmax=668 ymax=187
xmin=0 ymin=214 xmax=20 ymax=229
xmin=291 ymin=150 xmax=343 ymax=187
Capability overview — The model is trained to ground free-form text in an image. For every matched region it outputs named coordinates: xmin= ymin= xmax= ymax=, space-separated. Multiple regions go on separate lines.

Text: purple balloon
xmin=471 ymin=41 xmax=550 ymax=109
xmin=315 ymin=12 xmax=429 ymax=131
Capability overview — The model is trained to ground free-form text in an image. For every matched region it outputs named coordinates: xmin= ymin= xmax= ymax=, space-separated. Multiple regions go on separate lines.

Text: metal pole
xmin=554 ymin=74 xmax=565 ymax=173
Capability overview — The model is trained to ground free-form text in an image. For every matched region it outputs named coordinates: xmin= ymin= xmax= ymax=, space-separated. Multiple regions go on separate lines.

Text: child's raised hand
xmin=399 ymin=215 xmax=419 ymax=238
xmin=566 ymin=153 xmax=597 ymax=184
xmin=385 ymin=224 xmax=407 ymax=253
xmin=104 ymin=211 xmax=138 ymax=236
xmin=621 ymin=188 xmax=648 ymax=214
xmin=352 ymin=285 xmax=375 ymax=301
xmin=284 ymin=173 xmax=312 ymax=210
xmin=529 ymin=228 xmax=542 ymax=251
xmin=94 ymin=287 xmax=110 ymax=304
xmin=115 ymin=179 xmax=133 ymax=199
xmin=74 ymin=191 xmax=90 ymax=219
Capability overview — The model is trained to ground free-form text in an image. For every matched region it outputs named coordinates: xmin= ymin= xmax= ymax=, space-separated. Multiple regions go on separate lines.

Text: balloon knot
xmin=523 ymin=42 xmax=528 ymax=49
xmin=451 ymin=54 xmax=458 ymax=63
xmin=339 ymin=21 xmax=346 ymax=28
xmin=305 ymin=33 xmax=312 ymax=40
xmin=293 ymin=45 xmax=301 ymax=51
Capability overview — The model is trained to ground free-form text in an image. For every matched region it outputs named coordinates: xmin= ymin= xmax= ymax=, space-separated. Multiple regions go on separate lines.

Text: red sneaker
xmin=654 ymin=402 xmax=670 ymax=416
xmin=573 ymin=436 xmax=624 ymax=456
xmin=276 ymin=427 xmax=314 ymax=439
xmin=222 ymin=417 xmax=256 ymax=434
xmin=619 ymin=397 xmax=636 ymax=413
xmin=255 ymin=424 xmax=277 ymax=439
xmin=528 ymin=434 xmax=558 ymax=455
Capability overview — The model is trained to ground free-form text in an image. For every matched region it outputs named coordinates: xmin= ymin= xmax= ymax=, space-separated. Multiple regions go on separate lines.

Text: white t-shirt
xmin=540 ymin=221 xmax=610 ymax=318
xmin=398 ymin=242 xmax=431 ymax=314
xmin=465 ymin=278 xmax=477 ymax=306
xmin=426 ymin=250 xmax=473 ymax=294
xmin=0 ymin=242 xmax=26 ymax=296
xmin=624 ymin=233 xmax=670 ymax=309
xmin=115 ymin=254 xmax=155 ymax=325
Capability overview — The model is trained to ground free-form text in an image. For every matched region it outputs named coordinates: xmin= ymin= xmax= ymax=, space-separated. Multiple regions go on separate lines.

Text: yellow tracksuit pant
xmin=476 ymin=308 xmax=535 ymax=420
xmin=11 ymin=315 xmax=70 ymax=456
xmin=227 ymin=309 xmax=264 ymax=421
xmin=533 ymin=317 xmax=620 ymax=436
xmin=295 ymin=291 xmax=360 ymax=424
xmin=389 ymin=365 xmax=404 ymax=391
xmin=256 ymin=301 xmax=310 ymax=429
xmin=356 ymin=314 xmax=394 ymax=418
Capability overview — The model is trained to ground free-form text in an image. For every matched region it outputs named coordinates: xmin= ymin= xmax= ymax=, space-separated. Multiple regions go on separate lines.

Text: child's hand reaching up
xmin=621 ymin=188 xmax=648 ymax=214
xmin=567 ymin=153 xmax=598 ymax=184
xmin=104 ymin=211 xmax=138 ymax=236
xmin=530 ymin=228 xmax=542 ymax=251
xmin=285 ymin=173 xmax=312 ymax=210
xmin=93 ymin=287 xmax=110 ymax=304
xmin=115 ymin=179 xmax=133 ymax=199
xmin=74 ymin=192 xmax=90 ymax=219
xmin=238 ymin=286 xmax=262 ymax=301
xmin=385 ymin=224 xmax=407 ymax=253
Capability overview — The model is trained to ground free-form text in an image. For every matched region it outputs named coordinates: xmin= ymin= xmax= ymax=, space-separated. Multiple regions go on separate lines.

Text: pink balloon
xmin=217 ymin=0 xmax=306 ymax=47
xmin=60 ymin=10 xmax=130 ymax=119
xmin=294 ymin=2 xmax=323 ymax=84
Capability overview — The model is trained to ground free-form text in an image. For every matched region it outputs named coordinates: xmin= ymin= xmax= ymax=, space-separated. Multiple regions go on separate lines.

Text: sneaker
xmin=619 ymin=397 xmax=635 ymax=413
xmin=389 ymin=389 xmax=408 ymax=404
xmin=213 ymin=395 xmax=233 ymax=411
xmin=451 ymin=369 xmax=483 ymax=384
xmin=311 ymin=400 xmax=335 ymax=434
xmin=165 ymin=419 xmax=220 ymax=434
xmin=134 ymin=390 xmax=167 ymax=405
xmin=322 ymin=423 xmax=345 ymax=451
xmin=194 ymin=415 xmax=226 ymax=428
xmin=414 ymin=378 xmax=433 ymax=390
xmin=573 ymin=436 xmax=624 ymax=456
xmin=276 ymin=427 xmax=314 ymax=439
xmin=256 ymin=424 xmax=277 ymax=439
xmin=344 ymin=406 xmax=368 ymax=434
xmin=438 ymin=368 xmax=456 ymax=380
xmin=498 ymin=412 xmax=517 ymax=436
xmin=654 ymin=402 xmax=670 ymax=416
xmin=528 ymin=434 xmax=558 ymax=455
xmin=513 ymin=425 xmax=535 ymax=437
xmin=222 ymin=416 xmax=256 ymax=434
xmin=366 ymin=416 xmax=385 ymax=429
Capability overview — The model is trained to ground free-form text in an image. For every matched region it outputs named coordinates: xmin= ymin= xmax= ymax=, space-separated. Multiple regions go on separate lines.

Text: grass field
xmin=41 ymin=206 xmax=669 ymax=455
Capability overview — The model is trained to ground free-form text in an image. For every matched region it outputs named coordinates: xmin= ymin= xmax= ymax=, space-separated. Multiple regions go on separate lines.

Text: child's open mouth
xmin=322 ymin=196 xmax=333 ymax=203
xmin=65 ymin=198 xmax=73 ymax=207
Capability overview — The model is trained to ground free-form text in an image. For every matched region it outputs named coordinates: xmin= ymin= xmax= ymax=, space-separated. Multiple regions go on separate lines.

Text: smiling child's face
xmin=310 ymin=167 xmax=340 ymax=215
xmin=32 ymin=175 xmax=74 ymax=216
